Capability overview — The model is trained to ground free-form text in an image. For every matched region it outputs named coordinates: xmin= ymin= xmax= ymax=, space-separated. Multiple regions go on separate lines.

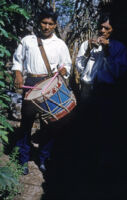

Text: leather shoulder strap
xmin=37 ymin=37 xmax=53 ymax=77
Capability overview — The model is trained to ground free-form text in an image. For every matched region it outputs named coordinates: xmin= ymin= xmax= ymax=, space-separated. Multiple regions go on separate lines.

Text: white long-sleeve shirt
xmin=76 ymin=39 xmax=127 ymax=84
xmin=12 ymin=34 xmax=72 ymax=78
xmin=76 ymin=40 xmax=102 ymax=83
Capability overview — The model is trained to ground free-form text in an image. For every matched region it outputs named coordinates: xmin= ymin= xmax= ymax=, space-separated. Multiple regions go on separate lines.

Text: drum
xmin=24 ymin=75 xmax=77 ymax=123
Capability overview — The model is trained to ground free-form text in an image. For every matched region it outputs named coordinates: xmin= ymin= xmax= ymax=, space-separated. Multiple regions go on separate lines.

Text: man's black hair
xmin=98 ymin=12 xmax=115 ymax=29
xmin=37 ymin=7 xmax=58 ymax=24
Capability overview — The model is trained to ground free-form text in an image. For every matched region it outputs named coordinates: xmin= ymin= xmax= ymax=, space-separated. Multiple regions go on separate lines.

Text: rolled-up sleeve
xmin=12 ymin=39 xmax=25 ymax=72
xmin=58 ymin=41 xmax=72 ymax=79
xmin=76 ymin=40 xmax=88 ymax=75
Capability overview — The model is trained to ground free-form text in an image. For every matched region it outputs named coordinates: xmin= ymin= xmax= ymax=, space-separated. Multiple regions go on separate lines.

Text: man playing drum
xmin=12 ymin=7 xmax=72 ymax=175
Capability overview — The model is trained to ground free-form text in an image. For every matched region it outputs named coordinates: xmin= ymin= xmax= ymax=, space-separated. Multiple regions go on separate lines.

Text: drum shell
xmin=25 ymin=75 xmax=77 ymax=123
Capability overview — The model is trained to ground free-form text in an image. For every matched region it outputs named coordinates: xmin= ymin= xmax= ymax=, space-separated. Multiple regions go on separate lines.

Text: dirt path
xmin=15 ymin=161 xmax=44 ymax=200
xmin=6 ymin=120 xmax=45 ymax=200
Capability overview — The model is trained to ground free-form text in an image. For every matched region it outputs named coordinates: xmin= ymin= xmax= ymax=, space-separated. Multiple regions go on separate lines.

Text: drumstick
xmin=41 ymin=72 xmax=58 ymax=94
xmin=22 ymin=73 xmax=59 ymax=91
xmin=22 ymin=65 xmax=64 ymax=92
xmin=22 ymin=85 xmax=42 ymax=90
xmin=41 ymin=65 xmax=64 ymax=94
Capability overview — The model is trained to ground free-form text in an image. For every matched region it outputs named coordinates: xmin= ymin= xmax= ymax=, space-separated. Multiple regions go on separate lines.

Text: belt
xmin=28 ymin=73 xmax=48 ymax=77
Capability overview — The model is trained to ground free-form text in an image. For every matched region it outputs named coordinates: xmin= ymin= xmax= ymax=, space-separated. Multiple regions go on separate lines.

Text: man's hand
xmin=58 ymin=67 xmax=67 ymax=76
xmin=85 ymin=38 xmax=99 ymax=57
xmin=97 ymin=36 xmax=109 ymax=46
xmin=14 ymin=70 xmax=23 ymax=88
xmin=98 ymin=36 xmax=109 ymax=56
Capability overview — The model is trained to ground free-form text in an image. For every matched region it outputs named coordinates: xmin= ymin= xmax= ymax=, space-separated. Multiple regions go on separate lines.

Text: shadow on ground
xmin=40 ymin=106 xmax=127 ymax=200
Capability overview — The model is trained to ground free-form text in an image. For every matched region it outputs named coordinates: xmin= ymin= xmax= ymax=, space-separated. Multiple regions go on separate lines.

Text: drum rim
xmin=25 ymin=75 xmax=64 ymax=100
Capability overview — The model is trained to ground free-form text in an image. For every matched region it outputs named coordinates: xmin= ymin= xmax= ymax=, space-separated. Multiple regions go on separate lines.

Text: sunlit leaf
xmin=0 ymin=20 xmax=5 ymax=26
xmin=0 ymin=0 xmax=6 ymax=7
xmin=0 ymin=27 xmax=8 ymax=38
xmin=0 ymin=81 xmax=5 ymax=87
xmin=0 ymin=94 xmax=11 ymax=101
xmin=5 ymin=4 xmax=30 ymax=20
xmin=0 ymin=167 xmax=18 ymax=188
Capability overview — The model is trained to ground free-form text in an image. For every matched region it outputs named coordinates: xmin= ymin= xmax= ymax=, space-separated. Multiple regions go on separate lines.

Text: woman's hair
xmin=37 ymin=7 xmax=58 ymax=24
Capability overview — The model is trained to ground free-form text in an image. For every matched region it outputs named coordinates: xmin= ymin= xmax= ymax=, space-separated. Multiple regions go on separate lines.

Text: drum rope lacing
xmin=31 ymin=86 xmax=76 ymax=123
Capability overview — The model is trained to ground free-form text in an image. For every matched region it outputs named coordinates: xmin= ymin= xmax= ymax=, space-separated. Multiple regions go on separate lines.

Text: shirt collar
xmin=42 ymin=33 xmax=58 ymax=44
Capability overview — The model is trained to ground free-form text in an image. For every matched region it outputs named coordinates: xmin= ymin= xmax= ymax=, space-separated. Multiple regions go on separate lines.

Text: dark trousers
xmin=78 ymin=83 xmax=127 ymax=183
xmin=79 ymin=83 xmax=124 ymax=143
xmin=16 ymin=76 xmax=54 ymax=165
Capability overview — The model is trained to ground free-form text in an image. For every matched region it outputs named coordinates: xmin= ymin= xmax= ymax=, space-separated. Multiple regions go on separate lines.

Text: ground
xmin=15 ymin=161 xmax=44 ymax=200
xmin=3 ymin=104 xmax=127 ymax=200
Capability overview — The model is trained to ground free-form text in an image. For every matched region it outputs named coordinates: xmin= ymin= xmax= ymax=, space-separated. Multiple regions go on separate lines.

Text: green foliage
xmin=0 ymin=148 xmax=24 ymax=200
xmin=0 ymin=0 xmax=30 ymax=199
xmin=0 ymin=167 xmax=18 ymax=189
xmin=0 ymin=0 xmax=30 ymax=144
xmin=4 ymin=4 xmax=30 ymax=19
xmin=0 ymin=45 xmax=11 ymax=57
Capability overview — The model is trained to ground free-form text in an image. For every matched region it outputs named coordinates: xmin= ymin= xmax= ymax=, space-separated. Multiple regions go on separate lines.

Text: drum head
xmin=25 ymin=75 xmax=63 ymax=100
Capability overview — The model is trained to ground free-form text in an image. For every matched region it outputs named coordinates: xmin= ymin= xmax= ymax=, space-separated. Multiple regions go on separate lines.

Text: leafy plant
xmin=0 ymin=0 xmax=30 ymax=144
xmin=0 ymin=148 xmax=24 ymax=200
xmin=0 ymin=0 xmax=30 ymax=199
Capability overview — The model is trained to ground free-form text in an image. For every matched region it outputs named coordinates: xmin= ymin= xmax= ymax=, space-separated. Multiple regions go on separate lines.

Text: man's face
xmin=40 ymin=18 xmax=56 ymax=39
xmin=99 ymin=20 xmax=113 ymax=39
